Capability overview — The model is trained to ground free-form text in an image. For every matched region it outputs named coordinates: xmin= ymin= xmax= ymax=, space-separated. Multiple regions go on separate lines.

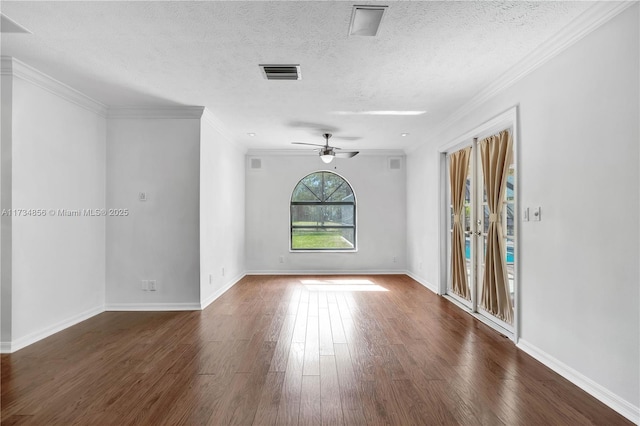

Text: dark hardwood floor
xmin=1 ymin=275 xmax=632 ymax=425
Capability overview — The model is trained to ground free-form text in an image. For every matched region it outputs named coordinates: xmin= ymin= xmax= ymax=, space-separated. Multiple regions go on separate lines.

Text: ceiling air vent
xmin=259 ymin=64 xmax=301 ymax=81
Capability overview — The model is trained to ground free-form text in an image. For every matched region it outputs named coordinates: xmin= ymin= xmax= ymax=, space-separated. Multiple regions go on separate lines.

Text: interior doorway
xmin=441 ymin=108 xmax=519 ymax=340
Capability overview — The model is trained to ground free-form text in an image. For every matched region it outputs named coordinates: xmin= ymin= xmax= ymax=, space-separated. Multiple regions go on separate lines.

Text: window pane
xmin=506 ymin=166 xmax=515 ymax=202
xmin=292 ymin=182 xmax=320 ymax=202
xmin=294 ymin=174 xmax=323 ymax=201
xmin=291 ymin=171 xmax=356 ymax=250
xmin=450 ymin=206 xmax=454 ymax=231
xmin=325 ymin=182 xmax=354 ymax=202
xmin=292 ymin=228 xmax=355 ymax=249
xmin=506 ymin=203 xmax=514 ymax=237
xmin=292 ymin=205 xmax=354 ymax=226
xmin=483 ymin=205 xmax=489 ymax=233
xmin=464 ymin=204 xmax=471 ymax=232
xmin=464 ymin=161 xmax=471 ymax=204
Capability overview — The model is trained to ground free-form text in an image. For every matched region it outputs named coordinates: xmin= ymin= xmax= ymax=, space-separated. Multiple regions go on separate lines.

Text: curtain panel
xmin=449 ymin=147 xmax=471 ymax=300
xmin=479 ymin=130 xmax=513 ymax=324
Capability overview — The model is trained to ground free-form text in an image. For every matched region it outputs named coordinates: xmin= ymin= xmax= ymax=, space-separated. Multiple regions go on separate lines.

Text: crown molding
xmin=201 ymin=108 xmax=234 ymax=140
xmin=201 ymin=108 xmax=247 ymax=153
xmin=246 ymin=148 xmax=405 ymax=157
xmin=405 ymin=1 xmax=635 ymax=154
xmin=107 ymin=105 xmax=205 ymax=119
xmin=0 ymin=56 xmax=14 ymax=75
xmin=1 ymin=56 xmax=108 ymax=117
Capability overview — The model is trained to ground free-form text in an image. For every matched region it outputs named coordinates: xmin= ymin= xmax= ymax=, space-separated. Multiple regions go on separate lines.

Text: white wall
xmin=106 ymin=117 xmax=201 ymax=308
xmin=407 ymin=5 xmax=639 ymax=416
xmin=246 ymin=153 xmax=406 ymax=273
xmin=200 ymin=114 xmax=246 ymax=308
xmin=406 ymin=147 xmax=441 ymax=292
xmin=1 ymin=65 xmax=14 ymax=346
xmin=7 ymin=63 xmax=106 ymax=348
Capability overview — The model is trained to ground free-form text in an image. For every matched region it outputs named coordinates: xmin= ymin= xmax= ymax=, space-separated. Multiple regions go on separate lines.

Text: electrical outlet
xmin=279 ymin=255 xmax=284 ymax=264
xmin=149 ymin=280 xmax=157 ymax=291
xmin=393 ymin=256 xmax=397 ymax=263
xmin=141 ymin=280 xmax=148 ymax=291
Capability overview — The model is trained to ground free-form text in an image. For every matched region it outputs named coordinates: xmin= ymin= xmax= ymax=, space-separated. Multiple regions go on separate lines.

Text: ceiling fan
xmin=291 ymin=133 xmax=359 ymax=164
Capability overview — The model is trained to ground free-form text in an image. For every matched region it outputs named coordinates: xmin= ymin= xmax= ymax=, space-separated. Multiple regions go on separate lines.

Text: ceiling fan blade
xmin=334 ymin=151 xmax=359 ymax=158
xmin=291 ymin=142 xmax=326 ymax=147
xmin=332 ymin=136 xmax=362 ymax=141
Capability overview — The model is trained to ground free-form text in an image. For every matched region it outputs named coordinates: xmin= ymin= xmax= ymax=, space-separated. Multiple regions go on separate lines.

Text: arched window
xmin=290 ymin=171 xmax=356 ymax=251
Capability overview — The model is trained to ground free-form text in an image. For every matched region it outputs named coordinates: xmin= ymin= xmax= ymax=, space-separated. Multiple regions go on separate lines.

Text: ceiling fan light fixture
xmin=320 ymin=148 xmax=335 ymax=163
xmin=320 ymin=154 xmax=334 ymax=164
xmin=349 ymin=6 xmax=388 ymax=37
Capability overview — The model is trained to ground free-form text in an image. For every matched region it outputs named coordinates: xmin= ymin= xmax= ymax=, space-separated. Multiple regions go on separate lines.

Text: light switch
xmin=532 ymin=206 xmax=541 ymax=221
xmin=523 ymin=207 xmax=530 ymax=222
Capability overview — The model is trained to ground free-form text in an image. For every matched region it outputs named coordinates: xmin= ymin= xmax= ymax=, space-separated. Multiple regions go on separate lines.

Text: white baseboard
xmin=405 ymin=271 xmax=439 ymax=294
xmin=105 ymin=302 xmax=201 ymax=311
xmin=1 ymin=305 xmax=104 ymax=354
xmin=200 ymin=272 xmax=245 ymax=310
xmin=517 ymin=339 xmax=639 ymax=424
xmin=245 ymin=270 xmax=406 ymax=275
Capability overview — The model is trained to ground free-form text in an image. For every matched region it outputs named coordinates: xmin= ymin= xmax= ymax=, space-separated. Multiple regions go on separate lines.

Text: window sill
xmin=290 ymin=249 xmax=358 ymax=253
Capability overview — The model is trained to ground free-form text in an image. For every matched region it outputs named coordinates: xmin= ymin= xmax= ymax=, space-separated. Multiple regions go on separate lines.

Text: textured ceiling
xmin=1 ymin=1 xmax=597 ymax=151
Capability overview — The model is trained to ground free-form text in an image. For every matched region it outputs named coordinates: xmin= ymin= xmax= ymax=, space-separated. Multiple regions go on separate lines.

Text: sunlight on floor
xmin=300 ymin=278 xmax=389 ymax=292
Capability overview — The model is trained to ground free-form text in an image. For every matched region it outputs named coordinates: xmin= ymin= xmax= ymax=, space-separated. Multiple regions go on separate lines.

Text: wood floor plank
xmin=318 ymin=307 xmax=334 ymax=356
xmin=291 ymin=292 xmax=309 ymax=343
xmin=252 ymin=372 xmax=286 ymax=426
xmin=328 ymin=301 xmax=347 ymax=344
xmin=319 ymin=355 xmax=344 ymax=425
xmin=275 ymin=342 xmax=305 ymax=425
xmin=333 ymin=343 xmax=367 ymax=424
xmin=1 ymin=275 xmax=632 ymax=426
xmin=299 ymin=375 xmax=322 ymax=426
xmin=302 ymin=315 xmax=320 ymax=376
xmin=269 ymin=314 xmax=297 ymax=373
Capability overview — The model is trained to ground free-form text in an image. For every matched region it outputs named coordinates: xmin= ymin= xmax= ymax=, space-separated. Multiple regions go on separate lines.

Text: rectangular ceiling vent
xmin=259 ymin=64 xmax=301 ymax=81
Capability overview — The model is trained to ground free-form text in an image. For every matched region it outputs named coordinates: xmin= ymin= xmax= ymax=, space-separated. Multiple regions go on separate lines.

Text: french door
xmin=445 ymin=129 xmax=517 ymax=338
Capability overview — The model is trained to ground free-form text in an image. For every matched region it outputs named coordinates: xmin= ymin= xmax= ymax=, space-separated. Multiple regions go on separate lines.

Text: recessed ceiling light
xmin=349 ymin=6 xmax=388 ymax=37
xmin=247 ymin=133 xmax=256 ymax=137
xmin=401 ymin=133 xmax=409 ymax=137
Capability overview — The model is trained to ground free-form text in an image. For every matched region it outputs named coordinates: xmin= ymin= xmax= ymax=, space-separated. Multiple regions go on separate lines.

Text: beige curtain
xmin=449 ymin=147 xmax=471 ymax=300
xmin=479 ymin=130 xmax=513 ymax=324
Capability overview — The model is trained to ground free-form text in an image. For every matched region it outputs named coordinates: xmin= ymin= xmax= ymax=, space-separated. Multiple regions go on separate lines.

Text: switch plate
xmin=523 ymin=207 xmax=529 ymax=222
xmin=139 ymin=192 xmax=147 ymax=201
xmin=141 ymin=280 xmax=148 ymax=291
xmin=532 ymin=206 xmax=541 ymax=221
xmin=148 ymin=280 xmax=157 ymax=291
